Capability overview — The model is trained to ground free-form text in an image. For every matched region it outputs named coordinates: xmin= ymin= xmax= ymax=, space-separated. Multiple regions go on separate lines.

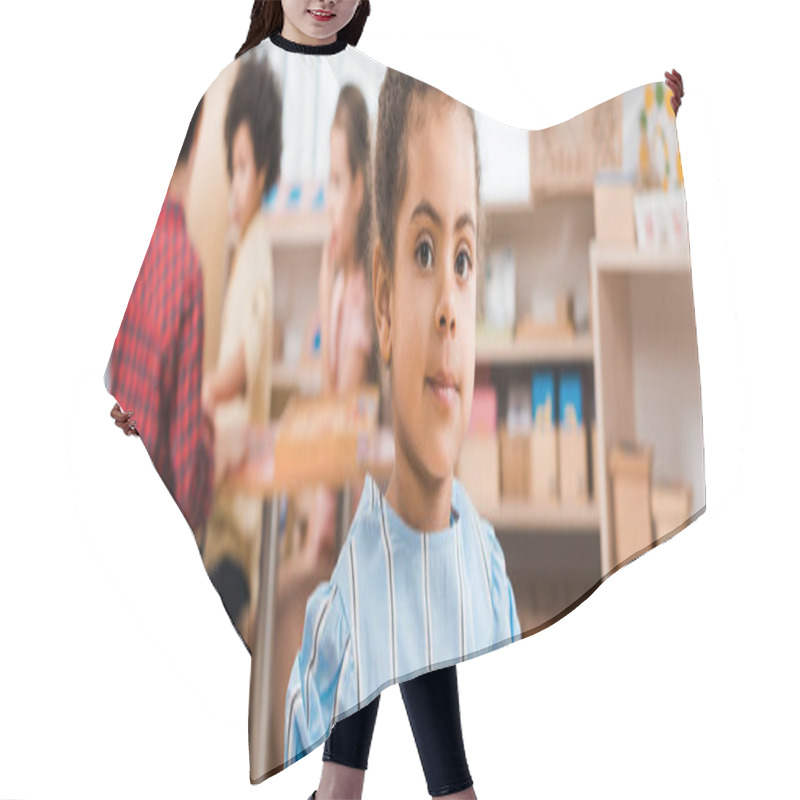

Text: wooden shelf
xmin=532 ymin=180 xmax=595 ymax=198
xmin=477 ymin=500 xmax=600 ymax=533
xmin=264 ymin=211 xmax=328 ymax=248
xmin=590 ymin=241 xmax=691 ymax=273
xmin=476 ymin=332 xmax=594 ymax=365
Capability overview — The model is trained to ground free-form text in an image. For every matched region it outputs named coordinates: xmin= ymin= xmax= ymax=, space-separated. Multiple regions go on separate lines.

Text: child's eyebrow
xmin=411 ymin=200 xmax=475 ymax=235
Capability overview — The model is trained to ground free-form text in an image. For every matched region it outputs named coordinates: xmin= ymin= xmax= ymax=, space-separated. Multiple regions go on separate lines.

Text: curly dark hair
xmin=176 ymin=95 xmax=205 ymax=168
xmin=236 ymin=0 xmax=371 ymax=60
xmin=223 ymin=54 xmax=283 ymax=201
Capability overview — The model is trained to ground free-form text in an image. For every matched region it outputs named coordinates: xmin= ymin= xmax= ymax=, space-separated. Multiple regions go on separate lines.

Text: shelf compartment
xmin=477 ymin=500 xmax=600 ymax=533
xmin=476 ymin=333 xmax=594 ymax=365
xmin=590 ymin=240 xmax=691 ymax=273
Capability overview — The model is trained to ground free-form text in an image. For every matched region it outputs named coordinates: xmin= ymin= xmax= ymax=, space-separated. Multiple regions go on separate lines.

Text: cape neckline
xmin=269 ymin=31 xmax=348 ymax=56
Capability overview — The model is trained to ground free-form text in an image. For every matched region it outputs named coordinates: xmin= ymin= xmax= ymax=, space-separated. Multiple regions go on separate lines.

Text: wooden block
xmin=275 ymin=386 xmax=379 ymax=487
xmin=651 ymin=481 xmax=692 ymax=540
xmin=559 ymin=425 xmax=589 ymax=503
xmin=608 ymin=442 xmax=653 ymax=563
xmin=594 ymin=180 xmax=636 ymax=247
xmin=557 ymin=370 xmax=588 ymax=503
xmin=457 ymin=434 xmax=500 ymax=511
xmin=515 ymin=319 xmax=575 ymax=340
xmin=500 ymin=424 xmax=530 ymax=501
xmin=530 ymin=425 xmax=558 ymax=504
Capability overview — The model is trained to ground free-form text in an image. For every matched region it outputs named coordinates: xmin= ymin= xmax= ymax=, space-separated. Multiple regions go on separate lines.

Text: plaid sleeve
xmin=169 ymin=265 xmax=214 ymax=534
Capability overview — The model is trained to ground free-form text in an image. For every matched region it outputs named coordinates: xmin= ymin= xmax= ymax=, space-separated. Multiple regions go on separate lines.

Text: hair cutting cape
xmin=104 ymin=32 xmax=705 ymax=785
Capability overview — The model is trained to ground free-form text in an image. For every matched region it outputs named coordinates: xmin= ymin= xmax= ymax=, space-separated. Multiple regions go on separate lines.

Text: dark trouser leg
xmin=322 ymin=692 xmax=381 ymax=771
xmin=208 ymin=556 xmax=250 ymax=636
xmin=400 ymin=665 xmax=473 ymax=797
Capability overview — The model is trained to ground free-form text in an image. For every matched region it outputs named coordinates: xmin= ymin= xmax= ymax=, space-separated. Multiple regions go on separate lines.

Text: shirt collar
xmin=363 ymin=472 xmax=461 ymax=542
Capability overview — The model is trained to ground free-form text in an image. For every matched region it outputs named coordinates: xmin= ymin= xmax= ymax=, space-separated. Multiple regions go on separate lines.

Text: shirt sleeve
xmin=242 ymin=272 xmax=270 ymax=409
xmin=483 ymin=519 xmax=523 ymax=647
xmin=169 ymin=266 xmax=214 ymax=535
xmin=284 ymin=580 xmax=352 ymax=768
xmin=236 ymin=217 xmax=273 ymax=423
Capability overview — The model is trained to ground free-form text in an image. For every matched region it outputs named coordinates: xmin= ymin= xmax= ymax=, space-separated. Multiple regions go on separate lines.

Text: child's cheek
xmin=462 ymin=292 xmax=477 ymax=426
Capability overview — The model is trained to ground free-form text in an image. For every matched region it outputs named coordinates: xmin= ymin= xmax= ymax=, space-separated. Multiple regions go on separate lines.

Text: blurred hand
xmin=201 ymin=405 xmax=215 ymax=440
xmin=665 ymin=69 xmax=684 ymax=116
xmin=201 ymin=373 xmax=216 ymax=421
xmin=111 ymin=402 xmax=138 ymax=437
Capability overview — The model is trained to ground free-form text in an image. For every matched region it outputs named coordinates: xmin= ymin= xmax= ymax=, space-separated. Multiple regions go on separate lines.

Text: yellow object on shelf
xmin=559 ymin=418 xmax=588 ymax=505
xmin=500 ymin=424 xmax=530 ymax=501
xmin=476 ymin=321 xmax=514 ymax=345
xmin=530 ymin=425 xmax=558 ymax=505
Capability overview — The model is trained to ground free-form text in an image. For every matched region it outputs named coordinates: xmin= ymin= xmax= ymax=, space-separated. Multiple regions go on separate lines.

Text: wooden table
xmin=222 ymin=420 xmax=392 ymax=781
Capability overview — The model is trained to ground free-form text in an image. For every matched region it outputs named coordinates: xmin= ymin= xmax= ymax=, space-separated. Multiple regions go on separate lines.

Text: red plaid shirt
xmin=106 ymin=193 xmax=214 ymax=535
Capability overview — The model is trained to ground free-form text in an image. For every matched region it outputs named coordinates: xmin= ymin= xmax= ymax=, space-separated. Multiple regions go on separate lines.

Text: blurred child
xmin=107 ymin=96 xmax=214 ymax=547
xmin=200 ymin=54 xmax=283 ymax=651
xmin=302 ymin=82 xmax=378 ymax=571
xmin=286 ymin=67 xmax=522 ymax=800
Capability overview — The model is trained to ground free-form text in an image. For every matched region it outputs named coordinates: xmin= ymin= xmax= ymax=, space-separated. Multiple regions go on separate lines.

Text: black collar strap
xmin=269 ymin=31 xmax=348 ymax=55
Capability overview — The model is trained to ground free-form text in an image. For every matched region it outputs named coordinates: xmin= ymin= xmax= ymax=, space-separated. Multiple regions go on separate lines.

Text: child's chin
xmin=421 ymin=439 xmax=459 ymax=482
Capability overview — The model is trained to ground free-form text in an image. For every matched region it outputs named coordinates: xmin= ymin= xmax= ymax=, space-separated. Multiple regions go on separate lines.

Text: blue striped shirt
xmin=284 ymin=471 xmax=521 ymax=767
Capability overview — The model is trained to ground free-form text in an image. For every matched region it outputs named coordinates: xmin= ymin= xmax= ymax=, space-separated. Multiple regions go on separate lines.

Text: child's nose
xmin=437 ymin=298 xmax=457 ymax=335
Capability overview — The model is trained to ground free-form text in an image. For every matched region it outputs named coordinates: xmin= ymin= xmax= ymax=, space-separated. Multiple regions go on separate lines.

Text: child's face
xmin=327 ymin=123 xmax=363 ymax=264
xmin=380 ymin=99 xmax=478 ymax=484
xmin=230 ymin=121 xmax=266 ymax=241
xmin=282 ymin=0 xmax=361 ymax=41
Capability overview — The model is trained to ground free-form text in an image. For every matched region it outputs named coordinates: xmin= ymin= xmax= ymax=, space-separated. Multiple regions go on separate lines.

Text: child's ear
xmin=372 ymin=242 xmax=392 ymax=366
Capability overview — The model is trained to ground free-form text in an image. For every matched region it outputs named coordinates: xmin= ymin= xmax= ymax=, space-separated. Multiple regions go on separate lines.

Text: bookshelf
xmin=590 ymin=241 xmax=691 ymax=274
xmin=590 ymin=240 xmax=704 ymax=578
xmin=476 ymin=332 xmax=594 ymax=365
xmin=477 ymin=500 xmax=599 ymax=534
xmin=266 ymin=125 xmax=703 ymax=634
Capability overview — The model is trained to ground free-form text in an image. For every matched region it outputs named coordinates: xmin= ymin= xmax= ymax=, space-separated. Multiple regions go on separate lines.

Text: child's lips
xmin=308 ymin=8 xmax=335 ymax=21
xmin=426 ymin=376 xmax=459 ymax=411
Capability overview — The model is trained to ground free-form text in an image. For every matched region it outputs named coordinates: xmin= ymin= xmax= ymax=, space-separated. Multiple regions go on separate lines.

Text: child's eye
xmin=416 ymin=239 xmax=434 ymax=270
xmin=455 ymin=249 xmax=472 ymax=281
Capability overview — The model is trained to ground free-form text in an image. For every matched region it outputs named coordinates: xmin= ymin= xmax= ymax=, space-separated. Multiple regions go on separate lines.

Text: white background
xmin=1 ymin=1 xmax=797 ymax=798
